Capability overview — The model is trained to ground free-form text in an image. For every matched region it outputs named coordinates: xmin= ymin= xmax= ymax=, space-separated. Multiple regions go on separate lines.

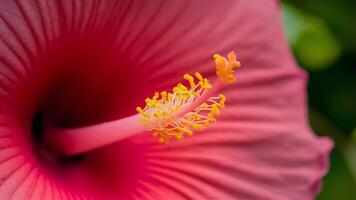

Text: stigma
xmin=136 ymin=51 xmax=241 ymax=144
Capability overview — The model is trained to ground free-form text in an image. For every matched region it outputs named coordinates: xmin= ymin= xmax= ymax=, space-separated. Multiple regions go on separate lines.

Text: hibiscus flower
xmin=0 ymin=0 xmax=332 ymax=199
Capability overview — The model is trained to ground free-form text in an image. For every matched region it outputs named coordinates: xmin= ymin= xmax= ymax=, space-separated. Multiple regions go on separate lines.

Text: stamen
xmin=136 ymin=51 xmax=240 ymax=144
xmin=44 ymin=51 xmax=240 ymax=156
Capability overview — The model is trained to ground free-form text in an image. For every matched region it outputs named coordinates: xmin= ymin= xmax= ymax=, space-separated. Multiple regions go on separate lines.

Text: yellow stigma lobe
xmin=136 ymin=51 xmax=240 ymax=144
xmin=215 ymin=51 xmax=241 ymax=83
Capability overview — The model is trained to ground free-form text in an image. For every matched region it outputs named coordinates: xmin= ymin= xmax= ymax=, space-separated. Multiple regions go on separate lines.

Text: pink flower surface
xmin=0 ymin=0 xmax=333 ymax=199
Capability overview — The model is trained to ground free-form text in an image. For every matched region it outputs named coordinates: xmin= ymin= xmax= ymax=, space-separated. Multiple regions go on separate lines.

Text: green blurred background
xmin=281 ymin=0 xmax=356 ymax=199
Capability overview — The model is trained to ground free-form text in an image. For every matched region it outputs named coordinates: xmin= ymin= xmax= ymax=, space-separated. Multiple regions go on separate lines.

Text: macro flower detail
xmin=0 ymin=0 xmax=333 ymax=200
xmin=215 ymin=51 xmax=241 ymax=83
xmin=136 ymin=52 xmax=240 ymax=144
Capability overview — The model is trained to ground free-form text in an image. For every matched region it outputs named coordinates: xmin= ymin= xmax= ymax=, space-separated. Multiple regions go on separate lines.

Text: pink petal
xmin=0 ymin=0 xmax=333 ymax=200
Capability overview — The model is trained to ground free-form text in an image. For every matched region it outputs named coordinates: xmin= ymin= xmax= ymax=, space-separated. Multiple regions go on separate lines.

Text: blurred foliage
xmin=283 ymin=3 xmax=341 ymax=70
xmin=282 ymin=0 xmax=356 ymax=199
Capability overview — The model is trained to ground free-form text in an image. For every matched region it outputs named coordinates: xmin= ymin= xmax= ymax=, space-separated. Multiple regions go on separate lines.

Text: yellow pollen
xmin=214 ymin=51 xmax=241 ymax=83
xmin=136 ymin=51 xmax=240 ymax=144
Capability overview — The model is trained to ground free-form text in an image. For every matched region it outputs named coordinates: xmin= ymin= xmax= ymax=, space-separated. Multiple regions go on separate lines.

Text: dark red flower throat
xmin=10 ymin=34 xmax=147 ymax=198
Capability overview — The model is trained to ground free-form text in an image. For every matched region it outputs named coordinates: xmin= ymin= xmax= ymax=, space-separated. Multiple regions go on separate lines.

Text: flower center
xmin=45 ymin=51 xmax=240 ymax=156
xmin=15 ymin=35 xmax=150 ymax=199
xmin=135 ymin=51 xmax=240 ymax=144
xmin=136 ymin=72 xmax=224 ymax=144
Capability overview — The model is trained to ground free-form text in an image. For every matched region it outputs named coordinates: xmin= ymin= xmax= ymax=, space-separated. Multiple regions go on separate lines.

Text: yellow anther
xmin=139 ymin=118 xmax=148 ymax=126
xmin=192 ymin=124 xmax=204 ymax=130
xmin=160 ymin=91 xmax=167 ymax=103
xmin=195 ymin=72 xmax=203 ymax=81
xmin=218 ymin=94 xmax=226 ymax=108
xmin=136 ymin=106 xmax=142 ymax=113
xmin=168 ymin=93 xmax=173 ymax=100
xmin=214 ymin=51 xmax=240 ymax=84
xmin=158 ymin=137 xmax=165 ymax=144
xmin=175 ymin=134 xmax=184 ymax=140
xmin=153 ymin=92 xmax=159 ymax=100
xmin=177 ymin=127 xmax=194 ymax=136
xmin=184 ymin=74 xmax=196 ymax=88
xmin=153 ymin=112 xmax=162 ymax=118
xmin=137 ymin=51 xmax=240 ymax=144
xmin=152 ymin=132 xmax=159 ymax=138
xmin=211 ymin=104 xmax=221 ymax=115
xmin=136 ymin=107 xmax=151 ymax=118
